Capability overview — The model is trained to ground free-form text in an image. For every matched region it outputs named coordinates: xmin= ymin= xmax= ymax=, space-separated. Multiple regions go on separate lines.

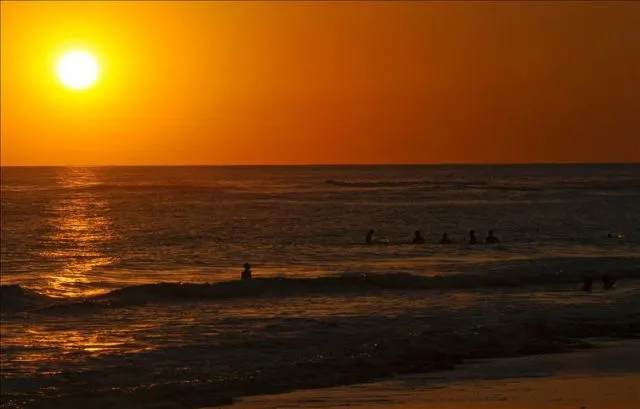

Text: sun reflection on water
xmin=38 ymin=167 xmax=119 ymax=298
xmin=0 ymin=323 xmax=153 ymax=377
xmin=25 ymin=328 xmax=132 ymax=354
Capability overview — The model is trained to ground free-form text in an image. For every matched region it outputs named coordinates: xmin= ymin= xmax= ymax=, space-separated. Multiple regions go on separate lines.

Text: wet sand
xmin=226 ymin=340 xmax=640 ymax=409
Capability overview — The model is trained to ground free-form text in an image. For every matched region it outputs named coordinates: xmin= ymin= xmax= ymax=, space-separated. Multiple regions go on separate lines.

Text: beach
xmin=230 ymin=340 xmax=640 ymax=409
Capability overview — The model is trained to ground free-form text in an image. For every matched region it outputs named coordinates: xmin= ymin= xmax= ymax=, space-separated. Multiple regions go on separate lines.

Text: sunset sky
xmin=1 ymin=1 xmax=639 ymax=166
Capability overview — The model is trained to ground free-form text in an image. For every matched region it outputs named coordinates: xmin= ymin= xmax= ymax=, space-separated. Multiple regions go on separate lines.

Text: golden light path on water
xmin=38 ymin=167 xmax=119 ymax=298
xmin=4 ymin=168 xmax=128 ymax=357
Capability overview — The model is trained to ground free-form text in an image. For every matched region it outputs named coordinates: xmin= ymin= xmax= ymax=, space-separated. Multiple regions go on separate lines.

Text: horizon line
xmin=1 ymin=161 xmax=639 ymax=168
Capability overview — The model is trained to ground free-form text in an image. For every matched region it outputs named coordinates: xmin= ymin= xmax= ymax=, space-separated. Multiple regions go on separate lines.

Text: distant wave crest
xmin=325 ymin=179 xmax=445 ymax=188
xmin=1 ymin=183 xmax=241 ymax=194
xmin=325 ymin=179 xmax=640 ymax=193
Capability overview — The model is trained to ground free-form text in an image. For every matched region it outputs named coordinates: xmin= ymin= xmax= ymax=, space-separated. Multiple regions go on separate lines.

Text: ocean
xmin=1 ymin=164 xmax=639 ymax=408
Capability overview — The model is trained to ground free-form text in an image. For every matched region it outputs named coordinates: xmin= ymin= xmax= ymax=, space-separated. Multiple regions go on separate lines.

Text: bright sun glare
xmin=56 ymin=51 xmax=99 ymax=89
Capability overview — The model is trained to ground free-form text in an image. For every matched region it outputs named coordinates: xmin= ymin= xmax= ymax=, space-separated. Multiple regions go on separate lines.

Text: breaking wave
xmin=0 ymin=284 xmax=54 ymax=312
xmin=4 ymin=268 xmax=638 ymax=313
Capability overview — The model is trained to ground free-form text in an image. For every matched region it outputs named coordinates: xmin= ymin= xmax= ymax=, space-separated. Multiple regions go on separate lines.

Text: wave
xmin=324 ymin=179 xmax=496 ymax=190
xmin=5 ymin=268 xmax=638 ymax=313
xmin=99 ymin=268 xmax=639 ymax=301
xmin=325 ymin=179 xmax=446 ymax=188
xmin=325 ymin=179 xmax=640 ymax=193
xmin=0 ymin=284 xmax=54 ymax=312
xmin=1 ymin=183 xmax=243 ymax=195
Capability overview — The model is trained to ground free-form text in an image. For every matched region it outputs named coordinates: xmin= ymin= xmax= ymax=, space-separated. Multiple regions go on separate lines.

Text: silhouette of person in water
xmin=412 ymin=230 xmax=425 ymax=244
xmin=241 ymin=263 xmax=253 ymax=280
xmin=365 ymin=229 xmax=375 ymax=244
xmin=439 ymin=233 xmax=453 ymax=245
xmin=602 ymin=274 xmax=615 ymax=290
xmin=581 ymin=276 xmax=593 ymax=292
xmin=485 ymin=230 xmax=500 ymax=244
xmin=469 ymin=230 xmax=477 ymax=245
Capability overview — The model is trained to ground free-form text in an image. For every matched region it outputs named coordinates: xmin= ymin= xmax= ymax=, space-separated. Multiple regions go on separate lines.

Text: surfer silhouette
xmin=485 ymin=230 xmax=499 ymax=244
xmin=602 ymin=274 xmax=615 ymax=290
xmin=439 ymin=233 xmax=453 ymax=245
xmin=581 ymin=276 xmax=593 ymax=292
xmin=411 ymin=230 xmax=425 ymax=244
xmin=241 ymin=263 xmax=253 ymax=280
xmin=469 ymin=229 xmax=477 ymax=245
xmin=365 ymin=229 xmax=375 ymax=244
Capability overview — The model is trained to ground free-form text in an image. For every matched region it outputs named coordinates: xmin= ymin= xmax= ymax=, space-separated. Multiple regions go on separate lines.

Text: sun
xmin=56 ymin=51 xmax=99 ymax=89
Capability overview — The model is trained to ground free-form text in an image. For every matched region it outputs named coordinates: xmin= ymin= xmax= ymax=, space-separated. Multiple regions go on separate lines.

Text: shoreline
xmin=222 ymin=339 xmax=640 ymax=409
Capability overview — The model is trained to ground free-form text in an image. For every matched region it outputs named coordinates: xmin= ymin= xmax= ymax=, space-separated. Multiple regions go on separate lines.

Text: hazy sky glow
xmin=1 ymin=1 xmax=639 ymax=166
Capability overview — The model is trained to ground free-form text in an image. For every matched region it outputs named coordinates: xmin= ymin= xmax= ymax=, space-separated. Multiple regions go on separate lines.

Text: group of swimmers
xmin=241 ymin=232 xmax=617 ymax=290
xmin=366 ymin=229 xmax=499 ymax=245
xmin=582 ymin=274 xmax=615 ymax=291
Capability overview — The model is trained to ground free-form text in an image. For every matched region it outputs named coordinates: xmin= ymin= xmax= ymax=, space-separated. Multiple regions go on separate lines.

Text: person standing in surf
xmin=469 ymin=229 xmax=478 ymax=244
xmin=485 ymin=230 xmax=500 ymax=244
xmin=439 ymin=233 xmax=453 ymax=244
xmin=412 ymin=230 xmax=425 ymax=244
xmin=365 ymin=229 xmax=375 ymax=244
xmin=241 ymin=263 xmax=253 ymax=280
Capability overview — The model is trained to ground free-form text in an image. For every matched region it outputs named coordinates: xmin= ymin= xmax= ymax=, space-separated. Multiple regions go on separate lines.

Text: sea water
xmin=1 ymin=165 xmax=639 ymax=408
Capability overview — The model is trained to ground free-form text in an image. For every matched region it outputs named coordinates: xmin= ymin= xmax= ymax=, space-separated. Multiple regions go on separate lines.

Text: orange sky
xmin=1 ymin=1 xmax=639 ymax=166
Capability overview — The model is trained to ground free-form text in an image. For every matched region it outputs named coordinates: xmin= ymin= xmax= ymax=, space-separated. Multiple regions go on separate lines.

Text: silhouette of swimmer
xmin=365 ymin=229 xmax=375 ymax=244
xmin=412 ymin=230 xmax=425 ymax=244
xmin=439 ymin=233 xmax=453 ymax=245
xmin=241 ymin=263 xmax=252 ymax=280
xmin=602 ymin=274 xmax=615 ymax=290
xmin=581 ymin=276 xmax=593 ymax=292
xmin=485 ymin=230 xmax=500 ymax=244
xmin=469 ymin=230 xmax=477 ymax=245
